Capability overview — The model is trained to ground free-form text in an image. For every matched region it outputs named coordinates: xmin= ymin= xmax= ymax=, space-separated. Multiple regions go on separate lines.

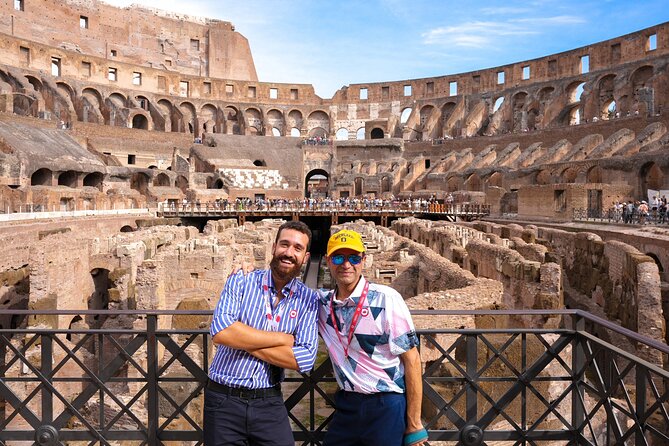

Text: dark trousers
xmin=203 ymin=388 xmax=293 ymax=446
xmin=323 ymin=390 xmax=407 ymax=446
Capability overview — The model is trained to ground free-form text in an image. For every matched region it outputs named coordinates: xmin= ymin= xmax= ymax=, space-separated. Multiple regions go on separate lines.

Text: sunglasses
xmin=330 ymin=254 xmax=363 ymax=266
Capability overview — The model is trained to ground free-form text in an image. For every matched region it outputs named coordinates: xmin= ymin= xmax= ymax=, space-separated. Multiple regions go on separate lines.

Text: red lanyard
xmin=330 ymin=281 xmax=370 ymax=358
xmin=262 ymin=271 xmax=296 ymax=331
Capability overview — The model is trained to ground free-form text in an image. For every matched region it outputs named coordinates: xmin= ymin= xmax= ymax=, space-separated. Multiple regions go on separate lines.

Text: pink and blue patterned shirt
xmin=318 ymin=276 xmax=419 ymax=394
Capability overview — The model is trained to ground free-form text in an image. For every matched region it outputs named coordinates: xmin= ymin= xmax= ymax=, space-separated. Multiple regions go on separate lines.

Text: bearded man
xmin=204 ymin=221 xmax=319 ymax=446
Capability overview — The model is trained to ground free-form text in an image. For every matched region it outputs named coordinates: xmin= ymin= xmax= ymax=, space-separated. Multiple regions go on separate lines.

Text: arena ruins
xmin=0 ymin=0 xmax=668 ymax=443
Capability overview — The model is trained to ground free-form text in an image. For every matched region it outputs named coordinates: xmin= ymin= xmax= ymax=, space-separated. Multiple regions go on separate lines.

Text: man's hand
xmin=229 ymin=259 xmax=255 ymax=277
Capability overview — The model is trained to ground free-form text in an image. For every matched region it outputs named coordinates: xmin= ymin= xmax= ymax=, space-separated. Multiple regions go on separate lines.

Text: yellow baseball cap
xmin=326 ymin=229 xmax=366 ymax=256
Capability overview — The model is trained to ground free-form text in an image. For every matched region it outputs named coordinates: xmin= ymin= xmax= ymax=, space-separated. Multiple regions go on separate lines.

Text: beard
xmin=269 ymin=254 xmax=302 ymax=282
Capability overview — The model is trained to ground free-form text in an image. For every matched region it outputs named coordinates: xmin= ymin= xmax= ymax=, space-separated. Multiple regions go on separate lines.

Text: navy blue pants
xmin=203 ymin=388 xmax=294 ymax=446
xmin=324 ymin=391 xmax=407 ymax=446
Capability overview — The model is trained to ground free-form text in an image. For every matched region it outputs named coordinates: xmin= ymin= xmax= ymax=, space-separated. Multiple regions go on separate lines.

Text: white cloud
xmin=422 ymin=21 xmax=537 ymax=48
xmin=480 ymin=7 xmax=532 ymax=15
xmin=512 ymin=15 xmax=586 ymax=25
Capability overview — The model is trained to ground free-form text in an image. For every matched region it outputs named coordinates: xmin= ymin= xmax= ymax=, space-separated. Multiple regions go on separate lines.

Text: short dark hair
xmin=275 ymin=221 xmax=312 ymax=251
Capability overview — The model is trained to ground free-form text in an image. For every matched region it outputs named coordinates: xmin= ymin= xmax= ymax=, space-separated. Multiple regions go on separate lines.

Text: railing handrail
xmin=5 ymin=308 xmax=668 ymax=354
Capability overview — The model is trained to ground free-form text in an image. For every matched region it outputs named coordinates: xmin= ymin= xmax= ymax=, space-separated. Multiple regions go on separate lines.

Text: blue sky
xmin=103 ymin=0 xmax=669 ymax=98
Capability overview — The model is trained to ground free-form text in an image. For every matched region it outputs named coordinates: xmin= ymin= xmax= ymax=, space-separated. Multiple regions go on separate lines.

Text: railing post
xmin=41 ymin=334 xmax=53 ymax=425
xmin=636 ymin=365 xmax=647 ymax=445
xmin=571 ymin=314 xmax=585 ymax=443
xmin=147 ymin=314 xmax=158 ymax=445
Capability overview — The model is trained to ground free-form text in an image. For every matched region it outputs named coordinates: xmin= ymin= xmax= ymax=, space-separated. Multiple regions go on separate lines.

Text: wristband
xmin=403 ymin=428 xmax=428 ymax=446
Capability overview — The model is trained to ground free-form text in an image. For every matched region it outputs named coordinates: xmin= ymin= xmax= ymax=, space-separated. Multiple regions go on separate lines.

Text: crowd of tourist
xmin=602 ymin=195 xmax=668 ymax=225
xmin=302 ymin=137 xmax=332 ymax=145
xmin=164 ymin=194 xmax=470 ymax=213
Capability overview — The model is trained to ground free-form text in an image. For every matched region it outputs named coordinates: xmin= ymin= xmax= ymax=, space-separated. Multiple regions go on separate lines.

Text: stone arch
xmin=631 ymin=65 xmax=654 ymax=89
xmin=266 ymin=109 xmax=285 ymax=135
xmin=308 ymin=127 xmax=327 ymax=138
xmin=335 ymin=128 xmax=349 ymax=140
xmin=370 ymin=128 xmax=384 ymax=139
xmin=131 ymin=113 xmax=149 ymax=130
xmin=81 ymin=87 xmax=104 ymax=124
xmin=58 ymin=171 xmax=78 ymax=188
xmin=153 ymin=172 xmax=170 ymax=187
xmin=400 ymin=107 xmax=412 ymax=124
xmin=640 ymin=162 xmax=664 ymax=197
xmin=487 ymin=172 xmax=503 ymax=188
xmin=31 ymin=168 xmax=53 ymax=186
xmin=512 ymin=92 xmax=528 ymax=132
xmin=107 ymin=92 xmax=126 ymax=108
xmin=567 ymin=81 xmax=586 ymax=103
xmin=179 ymin=102 xmax=197 ymax=134
xmin=305 ymin=169 xmax=329 ymax=198
xmin=83 ymin=172 xmax=103 ymax=190
xmin=201 ymin=103 xmax=218 ymax=133
xmin=307 ymin=110 xmax=330 ymax=136
xmin=130 ymin=172 xmax=150 ymax=195
xmin=223 ymin=105 xmax=241 ymax=135
xmin=420 ymin=105 xmax=434 ymax=126
xmin=136 ymin=95 xmax=150 ymax=111
xmin=176 ymin=175 xmax=189 ymax=193
xmin=465 ymin=173 xmax=482 ymax=191
xmin=287 ymin=109 xmax=303 ymax=130
xmin=587 ymin=165 xmax=603 ymax=183
xmin=245 ymin=107 xmax=263 ymax=135
xmin=535 ymin=169 xmax=552 ymax=185
xmin=157 ymin=99 xmax=175 ymax=132
xmin=561 ymin=166 xmax=579 ymax=183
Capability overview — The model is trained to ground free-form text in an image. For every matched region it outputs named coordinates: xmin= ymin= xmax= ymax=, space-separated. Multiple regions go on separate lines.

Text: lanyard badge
xmin=329 ymin=281 xmax=370 ymax=358
xmin=263 ymin=270 xmax=296 ymax=331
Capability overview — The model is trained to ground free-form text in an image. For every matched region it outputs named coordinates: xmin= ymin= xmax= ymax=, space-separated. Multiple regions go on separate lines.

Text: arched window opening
xmin=493 ymin=97 xmax=505 ymax=113
xmin=570 ymin=82 xmax=586 ymax=103
xmin=335 ymin=128 xmax=349 ymax=140
xmin=305 ymin=169 xmax=329 ymax=199
xmin=153 ymin=173 xmax=170 ymax=187
xmin=83 ymin=172 xmax=103 ymax=190
xmin=370 ymin=128 xmax=384 ymax=139
xmin=58 ymin=171 xmax=78 ymax=188
xmin=31 ymin=168 xmax=53 ymax=186
xmin=562 ymin=167 xmax=578 ymax=183
xmin=488 ymin=172 xmax=503 ymax=188
xmin=356 ymin=128 xmax=365 ymax=140
xmin=602 ymin=100 xmax=617 ymax=120
xmin=587 ymin=166 xmax=602 ymax=183
xmin=132 ymin=114 xmax=148 ymax=130
xmin=400 ymin=108 xmax=412 ymax=124
xmin=535 ymin=170 xmax=551 ymax=185
xmin=570 ymin=107 xmax=581 ymax=126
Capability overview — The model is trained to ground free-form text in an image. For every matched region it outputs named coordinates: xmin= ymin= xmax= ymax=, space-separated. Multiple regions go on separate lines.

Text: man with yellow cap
xmin=319 ymin=229 xmax=427 ymax=446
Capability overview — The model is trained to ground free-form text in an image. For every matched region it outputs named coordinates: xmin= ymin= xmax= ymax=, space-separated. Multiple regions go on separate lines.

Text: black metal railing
xmin=1 ymin=309 xmax=667 ymax=445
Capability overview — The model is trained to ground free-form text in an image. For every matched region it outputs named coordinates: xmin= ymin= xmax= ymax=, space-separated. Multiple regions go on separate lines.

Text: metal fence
xmin=0 ymin=309 xmax=667 ymax=445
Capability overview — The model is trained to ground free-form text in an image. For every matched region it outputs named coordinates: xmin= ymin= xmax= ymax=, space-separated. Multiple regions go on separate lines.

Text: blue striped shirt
xmin=209 ymin=269 xmax=319 ymax=388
